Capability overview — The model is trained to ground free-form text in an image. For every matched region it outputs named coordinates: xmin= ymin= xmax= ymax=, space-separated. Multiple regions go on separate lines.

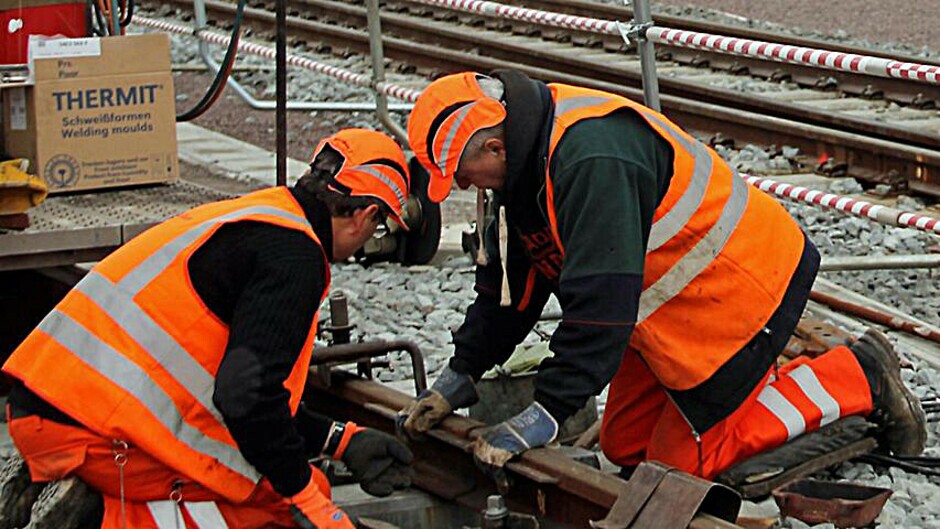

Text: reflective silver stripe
xmin=548 ymin=93 xmax=746 ymax=322
xmin=147 ymin=501 xmax=185 ymax=529
xmin=434 ymin=102 xmax=476 ymax=176
xmin=756 ymin=385 xmax=806 ymax=441
xmin=788 ymin=364 xmax=842 ymax=427
xmin=39 ymin=310 xmax=261 ymax=482
xmin=553 ymin=95 xmax=610 ymax=118
xmin=358 ymin=164 xmax=407 ymax=209
xmin=74 ymin=272 xmax=223 ymax=425
xmin=186 ymin=502 xmax=229 ymax=528
xmin=119 ymin=206 xmax=310 ymax=294
xmin=637 ymin=165 xmax=748 ymax=322
xmin=643 ymin=113 xmax=711 ymax=253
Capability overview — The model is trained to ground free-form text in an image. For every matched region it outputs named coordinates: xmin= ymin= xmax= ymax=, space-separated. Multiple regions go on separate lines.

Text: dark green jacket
xmin=449 ymin=71 xmax=673 ymax=424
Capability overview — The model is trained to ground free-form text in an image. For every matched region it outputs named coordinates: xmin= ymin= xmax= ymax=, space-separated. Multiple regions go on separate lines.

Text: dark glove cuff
xmin=323 ymin=421 xmax=362 ymax=460
xmin=430 ymin=365 xmax=479 ymax=409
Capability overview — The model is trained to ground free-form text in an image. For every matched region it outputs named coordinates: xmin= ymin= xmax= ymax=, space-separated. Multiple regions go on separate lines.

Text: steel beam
xmin=306 ymin=372 xmax=741 ymax=528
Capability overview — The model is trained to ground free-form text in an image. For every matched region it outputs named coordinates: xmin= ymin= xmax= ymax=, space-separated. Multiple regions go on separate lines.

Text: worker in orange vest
xmin=4 ymin=128 xmax=414 ymax=528
xmin=398 ymin=70 xmax=926 ymax=485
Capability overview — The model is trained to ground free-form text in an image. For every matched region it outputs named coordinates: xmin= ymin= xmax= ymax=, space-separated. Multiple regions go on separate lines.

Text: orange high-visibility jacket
xmin=543 ymin=84 xmax=805 ymax=391
xmin=3 ymin=187 xmax=328 ymax=502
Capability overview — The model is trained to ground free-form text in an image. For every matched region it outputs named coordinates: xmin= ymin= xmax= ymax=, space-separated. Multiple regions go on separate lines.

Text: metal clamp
xmin=615 ymin=21 xmax=652 ymax=45
xmin=591 ymin=462 xmax=741 ymax=528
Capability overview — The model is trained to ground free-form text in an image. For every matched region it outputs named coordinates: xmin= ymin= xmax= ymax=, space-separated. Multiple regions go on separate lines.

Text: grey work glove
xmin=396 ymin=365 xmax=479 ymax=439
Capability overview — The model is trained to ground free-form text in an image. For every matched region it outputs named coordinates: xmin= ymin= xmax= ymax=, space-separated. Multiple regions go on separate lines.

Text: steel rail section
xmin=518 ymin=0 xmax=940 ymax=106
xmin=137 ymin=14 xmax=940 ymax=233
xmin=306 ymin=372 xmax=741 ymax=529
xmin=521 ymin=0 xmax=940 ymax=66
xmin=402 ymin=0 xmax=940 ymax=106
xmin=260 ymin=0 xmax=940 ymax=151
xmin=165 ymin=0 xmax=940 ymax=193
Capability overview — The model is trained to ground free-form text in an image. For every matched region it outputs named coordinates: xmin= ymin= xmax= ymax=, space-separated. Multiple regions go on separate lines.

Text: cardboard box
xmin=1 ymin=33 xmax=178 ymax=193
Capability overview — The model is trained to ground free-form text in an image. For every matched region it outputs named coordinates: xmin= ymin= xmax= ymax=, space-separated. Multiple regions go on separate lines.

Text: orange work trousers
xmin=600 ymin=345 xmax=873 ymax=480
xmin=8 ymin=414 xmax=331 ymax=528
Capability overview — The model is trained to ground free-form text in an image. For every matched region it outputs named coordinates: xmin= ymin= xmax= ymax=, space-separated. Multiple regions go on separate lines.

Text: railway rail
xmin=309 ymin=371 xmax=743 ymax=529
xmin=153 ymin=0 xmax=940 ymax=196
xmin=519 ymin=0 xmax=940 ymax=107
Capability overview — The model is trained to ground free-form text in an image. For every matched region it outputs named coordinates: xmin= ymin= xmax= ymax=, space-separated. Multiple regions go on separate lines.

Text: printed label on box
xmin=8 ymin=87 xmax=27 ymax=130
xmin=29 ymin=35 xmax=101 ymax=60
xmin=28 ymin=35 xmax=101 ymax=81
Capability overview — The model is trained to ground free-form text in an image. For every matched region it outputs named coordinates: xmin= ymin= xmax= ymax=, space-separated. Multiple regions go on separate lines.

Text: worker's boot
xmin=849 ymin=329 xmax=927 ymax=456
xmin=0 ymin=454 xmax=46 ymax=529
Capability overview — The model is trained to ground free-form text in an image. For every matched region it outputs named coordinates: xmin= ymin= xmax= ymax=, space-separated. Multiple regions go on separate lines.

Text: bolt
xmin=483 ymin=495 xmax=509 ymax=528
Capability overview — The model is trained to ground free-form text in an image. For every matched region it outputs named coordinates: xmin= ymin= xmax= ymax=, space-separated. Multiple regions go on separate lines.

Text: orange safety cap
xmin=407 ymin=72 xmax=506 ymax=203
xmin=310 ymin=128 xmax=411 ymax=229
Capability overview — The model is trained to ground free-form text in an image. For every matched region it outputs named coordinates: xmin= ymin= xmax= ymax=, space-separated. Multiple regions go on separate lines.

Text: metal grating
xmin=23 ymin=181 xmax=235 ymax=233
xmin=0 ymin=179 xmax=256 ymax=271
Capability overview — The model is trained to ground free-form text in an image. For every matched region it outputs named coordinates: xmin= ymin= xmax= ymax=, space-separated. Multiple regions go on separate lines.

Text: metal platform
xmin=0 ymin=122 xmax=290 ymax=272
xmin=0 ymin=179 xmax=247 ymax=272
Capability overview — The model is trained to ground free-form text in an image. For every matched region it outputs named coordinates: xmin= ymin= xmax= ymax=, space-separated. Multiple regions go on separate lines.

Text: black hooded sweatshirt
xmin=10 ymin=184 xmax=337 ymax=497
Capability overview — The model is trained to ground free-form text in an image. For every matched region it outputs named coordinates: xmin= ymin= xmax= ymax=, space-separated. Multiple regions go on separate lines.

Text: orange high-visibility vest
xmin=543 ymin=84 xmax=804 ymax=391
xmin=3 ymin=187 xmax=329 ymax=502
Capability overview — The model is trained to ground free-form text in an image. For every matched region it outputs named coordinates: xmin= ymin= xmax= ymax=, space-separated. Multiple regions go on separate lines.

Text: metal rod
xmin=820 ymin=253 xmax=940 ymax=272
xmin=195 ymin=45 xmax=412 ymax=111
xmin=809 ymin=289 xmax=940 ymax=344
xmin=109 ymin=0 xmax=121 ymax=35
xmin=365 ymin=0 xmax=409 ymax=145
xmin=190 ymin=2 xmax=414 ymax=113
xmin=312 ymin=340 xmax=428 ymax=395
xmin=275 ymin=0 xmax=287 ymax=187
xmin=630 ymin=0 xmax=661 ymax=111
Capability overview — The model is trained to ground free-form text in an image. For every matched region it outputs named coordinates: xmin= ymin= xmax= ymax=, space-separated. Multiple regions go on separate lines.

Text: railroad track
xmin=521 ymin=0 xmax=940 ymax=108
xmin=268 ymin=0 xmax=940 ymax=150
xmin=150 ymin=0 xmax=940 ymax=198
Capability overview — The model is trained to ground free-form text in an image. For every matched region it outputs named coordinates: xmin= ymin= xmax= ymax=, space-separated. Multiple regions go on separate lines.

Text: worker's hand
xmin=340 ymin=427 xmax=415 ymax=497
xmin=288 ymin=470 xmax=356 ymax=529
xmin=396 ymin=365 xmax=479 ymax=439
xmin=472 ymin=402 xmax=559 ymax=491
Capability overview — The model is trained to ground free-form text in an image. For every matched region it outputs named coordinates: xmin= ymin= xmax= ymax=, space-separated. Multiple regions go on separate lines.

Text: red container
xmin=773 ymin=479 xmax=893 ymax=528
xmin=0 ymin=1 xmax=88 ymax=65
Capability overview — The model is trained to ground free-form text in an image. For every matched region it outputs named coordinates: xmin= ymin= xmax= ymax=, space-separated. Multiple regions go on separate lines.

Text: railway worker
xmin=3 ymin=128 xmax=414 ymax=529
xmin=398 ymin=69 xmax=927 ymax=484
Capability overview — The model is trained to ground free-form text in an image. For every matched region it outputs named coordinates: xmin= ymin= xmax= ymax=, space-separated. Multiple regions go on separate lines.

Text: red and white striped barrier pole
xmin=744 ymin=175 xmax=940 ymax=236
xmin=647 ymin=27 xmax=940 ymax=85
xmin=134 ymin=15 xmax=421 ymax=103
xmin=410 ymin=0 xmax=940 ymax=86
xmin=408 ymin=0 xmax=619 ymax=33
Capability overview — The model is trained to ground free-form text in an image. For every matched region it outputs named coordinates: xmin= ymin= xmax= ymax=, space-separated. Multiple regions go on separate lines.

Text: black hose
xmin=856 ymin=454 xmax=940 ymax=477
xmin=86 ymin=0 xmax=108 ymax=36
xmin=176 ymin=0 xmax=246 ymax=122
xmin=119 ymin=0 xmax=134 ymax=28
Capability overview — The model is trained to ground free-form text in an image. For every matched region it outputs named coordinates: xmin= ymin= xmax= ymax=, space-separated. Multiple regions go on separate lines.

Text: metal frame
xmin=365 ymin=0 xmax=409 ymax=145
xmin=628 ymin=0 xmax=661 ymax=111
xmin=191 ymin=0 xmax=412 ymax=113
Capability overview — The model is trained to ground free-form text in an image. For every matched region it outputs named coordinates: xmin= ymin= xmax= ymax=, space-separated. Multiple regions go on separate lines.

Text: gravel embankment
xmin=137 ymin=6 xmax=940 ymax=526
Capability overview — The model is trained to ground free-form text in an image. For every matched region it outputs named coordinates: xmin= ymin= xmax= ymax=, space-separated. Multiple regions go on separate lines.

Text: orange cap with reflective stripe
xmin=407 ymin=72 xmax=506 ymax=203
xmin=310 ymin=128 xmax=410 ymax=229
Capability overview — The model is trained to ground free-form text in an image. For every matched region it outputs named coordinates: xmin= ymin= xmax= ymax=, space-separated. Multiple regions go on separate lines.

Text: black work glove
xmin=328 ymin=422 xmax=415 ymax=497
